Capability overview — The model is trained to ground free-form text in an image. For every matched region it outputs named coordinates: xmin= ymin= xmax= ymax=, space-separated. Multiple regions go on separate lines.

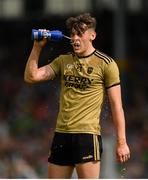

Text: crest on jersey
xmin=87 ymin=67 xmax=93 ymax=74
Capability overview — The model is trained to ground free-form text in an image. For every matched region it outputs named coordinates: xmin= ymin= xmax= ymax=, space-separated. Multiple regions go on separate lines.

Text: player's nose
xmin=71 ymin=34 xmax=80 ymax=40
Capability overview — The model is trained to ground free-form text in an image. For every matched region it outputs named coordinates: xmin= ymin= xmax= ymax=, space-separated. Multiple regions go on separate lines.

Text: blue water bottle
xmin=32 ymin=29 xmax=64 ymax=41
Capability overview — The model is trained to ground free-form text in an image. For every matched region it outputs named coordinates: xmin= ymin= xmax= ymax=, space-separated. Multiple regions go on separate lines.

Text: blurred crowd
xmin=0 ymin=14 xmax=148 ymax=178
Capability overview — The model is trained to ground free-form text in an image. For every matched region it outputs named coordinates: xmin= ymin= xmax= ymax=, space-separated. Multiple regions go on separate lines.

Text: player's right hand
xmin=33 ymin=29 xmax=48 ymax=48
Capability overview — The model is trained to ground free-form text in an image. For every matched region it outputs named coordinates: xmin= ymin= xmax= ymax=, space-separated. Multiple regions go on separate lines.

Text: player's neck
xmin=76 ymin=46 xmax=95 ymax=58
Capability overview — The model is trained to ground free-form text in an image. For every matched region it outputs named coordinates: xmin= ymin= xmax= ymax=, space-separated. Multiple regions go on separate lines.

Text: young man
xmin=24 ymin=13 xmax=130 ymax=179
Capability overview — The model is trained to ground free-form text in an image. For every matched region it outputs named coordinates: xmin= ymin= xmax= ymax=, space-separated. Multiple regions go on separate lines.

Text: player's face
xmin=70 ymin=28 xmax=96 ymax=56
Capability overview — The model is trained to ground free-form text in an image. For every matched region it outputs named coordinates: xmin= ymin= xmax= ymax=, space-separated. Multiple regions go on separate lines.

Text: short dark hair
xmin=66 ymin=13 xmax=97 ymax=35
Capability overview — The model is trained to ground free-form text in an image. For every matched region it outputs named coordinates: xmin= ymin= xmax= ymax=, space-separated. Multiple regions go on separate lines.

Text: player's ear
xmin=90 ymin=31 xmax=96 ymax=41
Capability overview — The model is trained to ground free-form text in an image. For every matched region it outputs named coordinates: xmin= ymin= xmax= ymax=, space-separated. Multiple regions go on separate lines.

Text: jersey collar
xmin=75 ymin=49 xmax=96 ymax=59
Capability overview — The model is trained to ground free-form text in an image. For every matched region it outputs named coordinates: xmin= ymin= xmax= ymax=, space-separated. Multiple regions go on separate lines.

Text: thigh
xmin=48 ymin=162 xmax=74 ymax=179
xmin=76 ymin=161 xmax=100 ymax=179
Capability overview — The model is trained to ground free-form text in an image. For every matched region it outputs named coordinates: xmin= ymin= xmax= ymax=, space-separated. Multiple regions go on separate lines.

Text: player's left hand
xmin=116 ymin=142 xmax=130 ymax=163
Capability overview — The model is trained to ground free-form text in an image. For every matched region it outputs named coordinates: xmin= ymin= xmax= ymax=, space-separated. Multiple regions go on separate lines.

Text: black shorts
xmin=48 ymin=132 xmax=103 ymax=166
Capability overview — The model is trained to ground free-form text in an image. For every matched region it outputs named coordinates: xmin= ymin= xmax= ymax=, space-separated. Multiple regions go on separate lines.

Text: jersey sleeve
xmin=49 ymin=55 xmax=62 ymax=76
xmin=104 ymin=60 xmax=120 ymax=89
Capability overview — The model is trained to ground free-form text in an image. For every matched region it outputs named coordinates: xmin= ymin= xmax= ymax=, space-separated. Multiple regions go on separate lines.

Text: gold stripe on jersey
xmin=93 ymin=135 xmax=100 ymax=161
xmin=94 ymin=50 xmax=113 ymax=64
xmin=93 ymin=135 xmax=97 ymax=160
xmin=95 ymin=135 xmax=100 ymax=160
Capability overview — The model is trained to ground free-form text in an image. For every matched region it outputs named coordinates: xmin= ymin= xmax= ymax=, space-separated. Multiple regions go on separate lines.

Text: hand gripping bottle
xmin=32 ymin=29 xmax=64 ymax=41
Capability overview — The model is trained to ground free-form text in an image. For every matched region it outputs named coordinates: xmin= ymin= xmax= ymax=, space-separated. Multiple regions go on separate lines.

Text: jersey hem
xmin=106 ymin=82 xmax=120 ymax=89
xmin=49 ymin=64 xmax=58 ymax=76
xmin=55 ymin=129 xmax=101 ymax=135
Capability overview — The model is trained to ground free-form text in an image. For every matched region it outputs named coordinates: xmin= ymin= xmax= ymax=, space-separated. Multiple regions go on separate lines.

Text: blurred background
xmin=0 ymin=0 xmax=148 ymax=178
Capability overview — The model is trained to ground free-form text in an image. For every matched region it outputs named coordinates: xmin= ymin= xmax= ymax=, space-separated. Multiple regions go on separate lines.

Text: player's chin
xmin=73 ymin=48 xmax=83 ymax=55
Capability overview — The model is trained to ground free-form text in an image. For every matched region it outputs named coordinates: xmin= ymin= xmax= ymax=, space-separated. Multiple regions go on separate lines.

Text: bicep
xmin=37 ymin=64 xmax=56 ymax=81
xmin=107 ymin=85 xmax=122 ymax=107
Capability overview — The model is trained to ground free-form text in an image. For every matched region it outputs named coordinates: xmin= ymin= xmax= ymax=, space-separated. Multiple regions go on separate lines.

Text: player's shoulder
xmin=94 ymin=49 xmax=114 ymax=64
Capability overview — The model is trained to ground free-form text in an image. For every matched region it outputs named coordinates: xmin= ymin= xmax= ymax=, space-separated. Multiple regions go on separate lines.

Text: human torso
xmin=50 ymin=50 xmax=120 ymax=135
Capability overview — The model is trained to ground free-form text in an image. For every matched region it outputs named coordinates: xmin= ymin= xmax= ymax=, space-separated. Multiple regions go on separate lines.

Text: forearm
xmin=24 ymin=42 xmax=42 ymax=83
xmin=111 ymin=105 xmax=130 ymax=163
xmin=111 ymin=105 xmax=127 ymax=144
xmin=107 ymin=86 xmax=127 ymax=144
xmin=107 ymin=86 xmax=130 ymax=162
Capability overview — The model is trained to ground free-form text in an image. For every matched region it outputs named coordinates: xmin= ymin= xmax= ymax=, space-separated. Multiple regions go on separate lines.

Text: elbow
xmin=24 ymin=77 xmax=33 ymax=84
xmin=24 ymin=74 xmax=36 ymax=84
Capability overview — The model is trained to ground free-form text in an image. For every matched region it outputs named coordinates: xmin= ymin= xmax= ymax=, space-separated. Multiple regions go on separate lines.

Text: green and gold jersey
xmin=50 ymin=50 xmax=120 ymax=135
